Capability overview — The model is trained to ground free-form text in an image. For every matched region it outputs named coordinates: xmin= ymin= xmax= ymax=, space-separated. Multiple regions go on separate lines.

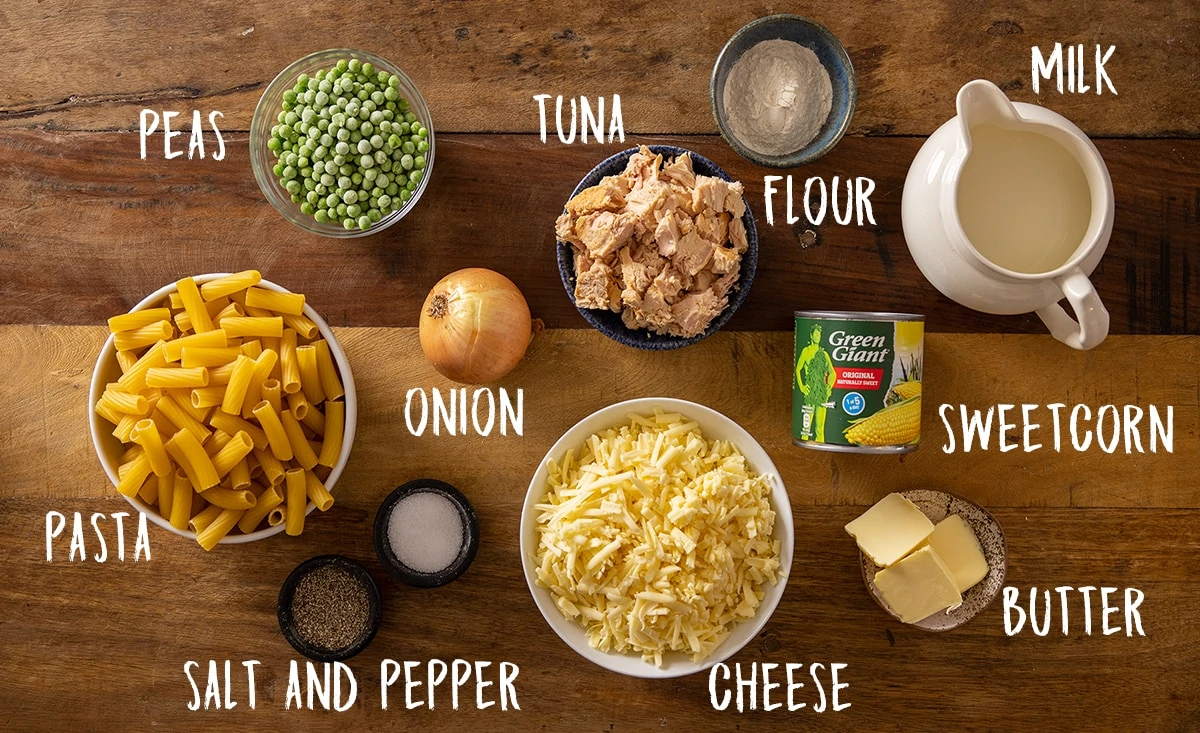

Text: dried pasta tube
xmin=165 ymin=429 xmax=220 ymax=491
xmin=188 ymin=503 xmax=223 ymax=534
xmin=280 ymin=329 xmax=301 ymax=395
xmin=191 ymin=386 xmax=226 ymax=409
xmin=221 ymin=317 xmax=283 ymax=339
xmin=209 ymin=410 xmax=268 ymax=450
xmin=286 ymin=391 xmax=310 ymax=421
xmin=221 ymin=356 xmax=257 ymax=415
xmin=238 ymin=483 xmax=284 ymax=533
xmin=108 ymin=308 xmax=171 ymax=334
xmin=117 ymin=341 xmax=169 ymax=392
xmin=137 ymin=474 xmax=159 ymax=506
xmin=313 ymin=339 xmax=345 ymax=401
xmin=199 ymin=270 xmax=261 ymax=301
xmin=304 ymin=470 xmax=334 ymax=512
xmin=146 ymin=366 xmax=209 ymax=389
xmin=261 ymin=379 xmax=283 ymax=415
xmin=282 ymin=312 xmax=318 ymax=339
xmin=157 ymin=392 xmax=212 ymax=443
xmin=99 ymin=388 xmax=149 ymax=416
xmin=242 ymin=349 xmax=279 ymax=418
xmin=132 ymin=419 xmax=173 ymax=477
xmin=252 ymin=400 xmax=294 ymax=462
xmin=211 ymin=431 xmax=254 ymax=479
xmin=229 ymin=458 xmax=252 ymax=492
xmin=197 ymin=508 xmax=246 ymax=551
xmin=162 ymin=329 xmax=227 ymax=362
xmin=181 ymin=347 xmax=241 ymax=369
xmin=300 ymin=403 xmax=326 ymax=436
xmin=201 ymin=487 xmax=257 ymax=510
xmin=280 ymin=410 xmax=319 ymax=470
xmin=169 ymin=470 xmax=192 ymax=531
xmin=245 ymin=287 xmax=305 ymax=315
xmin=267 ymin=505 xmax=287 ymax=527
xmin=317 ymin=401 xmax=344 ymax=469
xmin=252 ymin=448 xmax=286 ymax=487
xmin=296 ymin=345 xmax=326 ymax=404
xmin=284 ymin=469 xmax=307 ymax=536
xmin=177 ymin=277 xmax=215 ymax=333
xmin=116 ymin=451 xmax=152 ymax=498
xmin=113 ymin=321 xmax=174 ymax=352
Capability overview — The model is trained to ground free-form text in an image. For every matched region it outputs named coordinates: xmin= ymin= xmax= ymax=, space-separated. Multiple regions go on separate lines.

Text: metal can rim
xmin=794 ymin=310 xmax=925 ymax=322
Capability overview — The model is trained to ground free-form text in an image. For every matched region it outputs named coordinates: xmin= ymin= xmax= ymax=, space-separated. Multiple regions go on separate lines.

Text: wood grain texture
xmin=5 ymin=326 xmax=1196 ymax=510
xmin=3 ymin=498 xmax=1196 ymax=731
xmin=1 ymin=132 xmax=1198 ymax=334
xmin=0 ymin=1 xmax=1196 ymax=136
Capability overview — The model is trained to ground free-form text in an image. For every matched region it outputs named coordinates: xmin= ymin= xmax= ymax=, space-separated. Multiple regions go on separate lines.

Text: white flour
xmin=723 ymin=39 xmax=833 ymax=157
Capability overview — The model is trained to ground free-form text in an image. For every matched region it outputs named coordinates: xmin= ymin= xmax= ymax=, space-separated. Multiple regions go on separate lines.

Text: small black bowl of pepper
xmin=278 ymin=555 xmax=381 ymax=662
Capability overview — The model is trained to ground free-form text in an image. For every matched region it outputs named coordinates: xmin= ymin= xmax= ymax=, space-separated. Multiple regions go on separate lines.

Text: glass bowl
xmin=250 ymin=48 xmax=435 ymax=238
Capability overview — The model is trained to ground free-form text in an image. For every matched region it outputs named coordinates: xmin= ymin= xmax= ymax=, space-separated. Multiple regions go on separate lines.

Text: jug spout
xmin=956 ymin=80 xmax=1021 ymax=136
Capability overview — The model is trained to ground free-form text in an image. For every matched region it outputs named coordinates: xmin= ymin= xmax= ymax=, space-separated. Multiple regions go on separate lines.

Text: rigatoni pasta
xmin=95 ymin=272 xmax=349 ymax=550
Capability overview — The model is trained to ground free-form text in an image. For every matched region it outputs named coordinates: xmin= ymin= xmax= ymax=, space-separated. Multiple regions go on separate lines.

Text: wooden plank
xmin=1 ymin=132 xmax=1198 ymax=335
xmin=0 ymin=1 xmax=1196 ymax=136
xmin=6 ymin=326 xmax=1196 ymax=509
xmin=3 ymin=498 xmax=1196 ymax=730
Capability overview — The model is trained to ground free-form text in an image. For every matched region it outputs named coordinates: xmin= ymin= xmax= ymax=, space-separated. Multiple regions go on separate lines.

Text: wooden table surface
xmin=2 ymin=1 xmax=1198 ymax=731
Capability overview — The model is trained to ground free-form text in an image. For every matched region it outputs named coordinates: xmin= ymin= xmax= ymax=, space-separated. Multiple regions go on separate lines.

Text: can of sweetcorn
xmin=793 ymin=311 xmax=924 ymax=453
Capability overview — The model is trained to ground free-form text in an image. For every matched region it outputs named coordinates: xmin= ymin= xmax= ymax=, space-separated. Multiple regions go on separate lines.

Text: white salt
xmin=387 ymin=491 xmax=464 ymax=574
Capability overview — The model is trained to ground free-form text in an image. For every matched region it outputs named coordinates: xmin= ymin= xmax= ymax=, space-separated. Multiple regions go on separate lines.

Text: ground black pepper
xmin=290 ymin=564 xmax=370 ymax=652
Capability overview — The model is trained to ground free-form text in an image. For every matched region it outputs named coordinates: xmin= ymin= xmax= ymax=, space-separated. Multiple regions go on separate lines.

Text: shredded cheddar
xmin=533 ymin=410 xmax=780 ymax=666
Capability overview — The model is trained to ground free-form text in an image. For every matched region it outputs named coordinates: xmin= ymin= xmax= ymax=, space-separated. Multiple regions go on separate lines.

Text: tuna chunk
xmin=692 ymin=175 xmax=729 ymax=214
xmin=709 ymin=243 xmax=740 ymax=274
xmin=575 ymin=211 xmax=637 ymax=259
xmin=566 ymin=177 xmax=627 ymax=217
xmin=662 ymin=153 xmax=696 ymax=189
xmin=723 ymin=181 xmax=746 ymax=219
xmin=654 ymin=211 xmax=683 ymax=257
xmin=671 ymin=290 xmax=727 ymax=338
xmin=729 ymin=216 xmax=750 ymax=253
xmin=556 ymin=211 xmax=581 ymax=248
xmin=672 ymin=231 xmax=714 ymax=277
xmin=694 ymin=210 xmax=730 ymax=247
xmin=575 ymin=261 xmax=619 ymax=311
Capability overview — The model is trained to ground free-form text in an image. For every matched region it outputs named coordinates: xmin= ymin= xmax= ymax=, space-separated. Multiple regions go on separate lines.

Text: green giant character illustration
xmin=795 ymin=323 xmax=836 ymax=441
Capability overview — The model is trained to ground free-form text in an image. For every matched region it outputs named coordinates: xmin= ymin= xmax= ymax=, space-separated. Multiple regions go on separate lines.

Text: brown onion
xmin=419 ymin=268 xmax=534 ymax=384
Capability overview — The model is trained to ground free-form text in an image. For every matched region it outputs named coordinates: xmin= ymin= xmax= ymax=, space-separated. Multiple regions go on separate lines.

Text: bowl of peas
xmin=250 ymin=48 xmax=434 ymax=237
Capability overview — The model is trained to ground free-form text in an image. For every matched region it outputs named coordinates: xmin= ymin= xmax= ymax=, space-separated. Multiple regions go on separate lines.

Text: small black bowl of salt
xmin=373 ymin=479 xmax=479 ymax=588
xmin=277 ymin=555 xmax=381 ymax=663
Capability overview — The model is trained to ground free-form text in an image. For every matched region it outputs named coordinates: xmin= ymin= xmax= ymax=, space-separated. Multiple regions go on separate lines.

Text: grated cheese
xmin=534 ymin=410 xmax=781 ymax=666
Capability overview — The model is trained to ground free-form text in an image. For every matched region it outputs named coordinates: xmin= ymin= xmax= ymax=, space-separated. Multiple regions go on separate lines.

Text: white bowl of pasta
xmin=520 ymin=397 xmax=793 ymax=678
xmin=89 ymin=272 xmax=357 ymax=550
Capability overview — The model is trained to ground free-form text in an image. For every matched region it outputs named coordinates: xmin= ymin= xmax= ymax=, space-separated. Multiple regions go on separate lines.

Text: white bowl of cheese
xmin=520 ymin=397 xmax=793 ymax=678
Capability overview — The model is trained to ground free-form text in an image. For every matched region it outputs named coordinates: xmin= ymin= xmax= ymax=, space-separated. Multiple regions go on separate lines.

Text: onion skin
xmin=419 ymin=268 xmax=533 ymax=384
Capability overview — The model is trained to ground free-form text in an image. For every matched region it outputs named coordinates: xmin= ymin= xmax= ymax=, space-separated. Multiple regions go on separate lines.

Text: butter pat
xmin=845 ymin=493 xmax=934 ymax=567
xmin=926 ymin=514 xmax=989 ymax=593
xmin=873 ymin=546 xmax=962 ymax=623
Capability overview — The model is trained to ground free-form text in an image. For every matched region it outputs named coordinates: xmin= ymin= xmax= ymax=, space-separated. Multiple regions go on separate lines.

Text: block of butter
xmin=926 ymin=514 xmax=989 ymax=593
xmin=845 ymin=493 xmax=934 ymax=567
xmin=872 ymin=546 xmax=963 ymax=623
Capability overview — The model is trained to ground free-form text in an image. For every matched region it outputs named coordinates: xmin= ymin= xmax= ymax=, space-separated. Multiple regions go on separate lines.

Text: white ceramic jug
xmin=902 ymin=80 xmax=1114 ymax=350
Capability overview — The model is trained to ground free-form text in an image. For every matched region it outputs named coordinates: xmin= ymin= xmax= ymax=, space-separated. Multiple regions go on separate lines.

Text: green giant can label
xmin=793 ymin=311 xmax=925 ymax=453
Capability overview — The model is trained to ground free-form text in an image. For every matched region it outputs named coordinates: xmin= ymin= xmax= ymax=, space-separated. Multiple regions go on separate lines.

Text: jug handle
xmin=1035 ymin=268 xmax=1109 ymax=350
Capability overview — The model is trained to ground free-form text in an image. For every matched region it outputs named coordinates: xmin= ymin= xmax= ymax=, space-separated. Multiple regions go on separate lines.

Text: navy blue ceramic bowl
xmin=556 ymin=145 xmax=758 ymax=350
xmin=711 ymin=15 xmax=856 ymax=167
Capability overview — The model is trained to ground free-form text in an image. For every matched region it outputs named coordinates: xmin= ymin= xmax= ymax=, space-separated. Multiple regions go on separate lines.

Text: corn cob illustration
xmin=844 ymin=395 xmax=921 ymax=445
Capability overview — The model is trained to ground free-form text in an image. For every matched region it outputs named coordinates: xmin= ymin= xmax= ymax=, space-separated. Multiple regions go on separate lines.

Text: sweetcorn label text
xmin=938 ymin=403 xmax=1173 ymax=454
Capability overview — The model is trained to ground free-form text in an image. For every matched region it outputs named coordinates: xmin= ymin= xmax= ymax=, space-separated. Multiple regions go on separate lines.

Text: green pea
xmin=326 ymin=193 xmax=340 ymax=208
xmin=337 ymin=203 xmax=348 ymax=217
xmin=343 ymin=218 xmax=355 ymax=230
xmin=357 ymin=215 xmax=371 ymax=230
xmin=384 ymin=86 xmax=399 ymax=102
xmin=368 ymin=209 xmax=382 ymax=223
xmin=300 ymin=202 xmax=315 ymax=215
xmin=350 ymin=172 xmax=362 ymax=185
xmin=400 ymin=154 xmax=414 ymax=170
xmin=283 ymin=90 xmax=297 ymax=104
xmin=417 ymin=140 xmax=429 ymax=153
xmin=413 ymin=155 xmax=425 ymax=169
xmin=386 ymin=183 xmax=399 ymax=196
xmin=399 ymin=189 xmax=412 ymax=202
xmin=336 ymin=59 xmax=348 ymax=72
xmin=314 ymin=209 xmax=329 ymax=223
xmin=357 ymin=139 xmax=372 ymax=155
xmin=285 ymin=180 xmax=302 ymax=195
xmin=348 ymin=59 xmax=361 ymax=73
xmin=360 ymin=121 xmax=374 ymax=136
xmin=267 ymin=138 xmax=281 ymax=151
xmin=346 ymin=203 xmax=362 ymax=218
xmin=409 ymin=170 xmax=423 ymax=185
xmin=378 ymin=194 xmax=392 ymax=209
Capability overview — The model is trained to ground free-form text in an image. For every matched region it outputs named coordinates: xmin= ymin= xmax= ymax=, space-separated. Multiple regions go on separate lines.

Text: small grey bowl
xmin=711 ymin=14 xmax=856 ymax=167
xmin=556 ymin=145 xmax=758 ymax=350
